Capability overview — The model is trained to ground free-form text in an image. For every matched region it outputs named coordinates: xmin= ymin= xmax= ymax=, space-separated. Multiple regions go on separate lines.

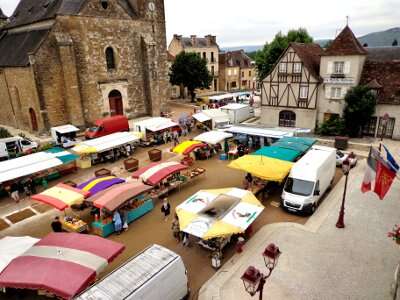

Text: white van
xmin=281 ymin=145 xmax=336 ymax=214
xmin=0 ymin=136 xmax=38 ymax=160
xmin=76 ymin=244 xmax=189 ymax=300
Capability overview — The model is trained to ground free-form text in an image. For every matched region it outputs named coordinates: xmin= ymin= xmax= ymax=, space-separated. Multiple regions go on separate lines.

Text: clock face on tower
xmin=148 ymin=1 xmax=155 ymax=12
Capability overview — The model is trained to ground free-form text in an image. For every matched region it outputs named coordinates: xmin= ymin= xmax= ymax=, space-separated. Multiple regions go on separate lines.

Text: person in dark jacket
xmin=161 ymin=197 xmax=171 ymax=221
xmin=51 ymin=216 xmax=63 ymax=232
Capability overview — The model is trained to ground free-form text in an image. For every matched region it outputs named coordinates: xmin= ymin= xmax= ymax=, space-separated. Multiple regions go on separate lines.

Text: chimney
xmin=190 ymin=35 xmax=197 ymax=46
xmin=205 ymin=35 xmax=216 ymax=46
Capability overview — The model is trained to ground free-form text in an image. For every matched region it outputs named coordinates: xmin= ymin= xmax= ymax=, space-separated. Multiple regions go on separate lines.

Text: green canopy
xmin=279 ymin=137 xmax=317 ymax=147
xmin=254 ymin=146 xmax=301 ymax=162
xmin=273 ymin=141 xmax=309 ymax=153
xmin=45 ymin=147 xmax=79 ymax=164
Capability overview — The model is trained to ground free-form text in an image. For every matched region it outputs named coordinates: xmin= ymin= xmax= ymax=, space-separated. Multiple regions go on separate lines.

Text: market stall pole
xmin=0 ymin=233 xmax=124 ymax=300
xmin=86 ymin=183 xmax=154 ymax=237
xmin=31 ymin=183 xmax=91 ymax=233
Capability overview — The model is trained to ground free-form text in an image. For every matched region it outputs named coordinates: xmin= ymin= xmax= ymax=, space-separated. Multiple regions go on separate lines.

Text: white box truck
xmin=220 ymin=104 xmax=255 ymax=124
xmin=0 ymin=136 xmax=38 ymax=161
xmin=75 ymin=244 xmax=189 ymax=300
xmin=281 ymin=145 xmax=336 ymax=214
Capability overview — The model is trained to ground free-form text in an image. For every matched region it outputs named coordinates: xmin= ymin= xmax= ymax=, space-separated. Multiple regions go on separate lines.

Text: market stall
xmin=72 ymin=132 xmax=140 ymax=167
xmin=176 ymin=188 xmax=264 ymax=252
xmin=193 ymin=109 xmax=230 ymax=130
xmin=31 ymin=184 xmax=91 ymax=233
xmin=172 ymin=140 xmax=207 ymax=164
xmin=132 ymin=117 xmax=180 ymax=145
xmin=0 ymin=233 xmax=124 ymax=300
xmin=194 ymin=131 xmax=233 ymax=145
xmin=254 ymin=145 xmax=302 ymax=162
xmin=86 ymin=183 xmax=153 ymax=237
xmin=50 ymin=125 xmax=80 ymax=148
xmin=77 ymin=176 xmax=125 ymax=196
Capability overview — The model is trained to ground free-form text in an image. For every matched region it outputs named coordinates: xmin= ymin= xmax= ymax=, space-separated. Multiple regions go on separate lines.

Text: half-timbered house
xmin=261 ymin=43 xmax=323 ymax=128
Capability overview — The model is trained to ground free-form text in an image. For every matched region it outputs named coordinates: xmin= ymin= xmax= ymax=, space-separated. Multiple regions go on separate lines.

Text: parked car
xmin=281 ymin=145 xmax=336 ymax=214
xmin=76 ymin=244 xmax=189 ymax=300
xmin=85 ymin=115 xmax=129 ymax=139
xmin=0 ymin=136 xmax=38 ymax=160
xmin=336 ymin=150 xmax=357 ymax=167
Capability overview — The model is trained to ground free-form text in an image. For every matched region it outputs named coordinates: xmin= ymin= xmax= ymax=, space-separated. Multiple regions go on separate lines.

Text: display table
xmin=91 ymin=199 xmax=154 ymax=237
xmin=61 ymin=219 xmax=88 ymax=233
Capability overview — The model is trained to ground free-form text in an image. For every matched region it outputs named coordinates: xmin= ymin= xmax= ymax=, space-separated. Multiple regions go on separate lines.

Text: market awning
xmin=279 ymin=136 xmax=317 ymax=147
xmin=194 ymin=131 xmax=233 ymax=145
xmin=228 ymin=155 xmax=294 ymax=182
xmin=72 ymin=132 xmax=140 ymax=154
xmin=176 ymin=188 xmax=264 ymax=240
xmin=0 ymin=148 xmax=78 ymax=184
xmin=86 ymin=183 xmax=153 ymax=212
xmin=32 ymin=183 xmax=91 ymax=211
xmin=193 ymin=112 xmax=211 ymax=123
xmin=51 ymin=125 xmax=80 ymax=134
xmin=0 ymin=233 xmax=124 ymax=300
xmin=254 ymin=146 xmax=301 ymax=162
xmin=273 ymin=141 xmax=310 ymax=153
xmin=173 ymin=140 xmax=207 ymax=155
xmin=77 ymin=176 xmax=125 ymax=196
xmin=0 ymin=236 xmax=39 ymax=274
xmin=132 ymin=161 xmax=188 ymax=186
xmin=224 ymin=126 xmax=294 ymax=139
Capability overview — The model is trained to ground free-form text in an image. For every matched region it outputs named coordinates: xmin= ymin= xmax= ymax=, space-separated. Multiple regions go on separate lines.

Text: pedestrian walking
xmin=10 ymin=182 xmax=20 ymax=204
xmin=113 ymin=210 xmax=123 ymax=234
xmin=171 ymin=214 xmax=181 ymax=242
xmin=161 ymin=197 xmax=171 ymax=221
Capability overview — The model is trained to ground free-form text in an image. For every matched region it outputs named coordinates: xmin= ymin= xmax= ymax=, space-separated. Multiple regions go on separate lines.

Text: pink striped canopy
xmin=0 ymin=233 xmax=124 ymax=300
xmin=131 ymin=161 xmax=188 ymax=186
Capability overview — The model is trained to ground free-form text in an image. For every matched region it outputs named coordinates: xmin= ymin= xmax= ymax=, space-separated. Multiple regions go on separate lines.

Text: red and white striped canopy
xmin=0 ymin=233 xmax=124 ymax=300
xmin=131 ymin=161 xmax=188 ymax=186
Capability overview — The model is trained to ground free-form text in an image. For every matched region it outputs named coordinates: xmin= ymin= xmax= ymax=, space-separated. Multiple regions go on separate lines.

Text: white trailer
xmin=220 ymin=103 xmax=254 ymax=124
xmin=0 ymin=136 xmax=38 ymax=160
xmin=193 ymin=109 xmax=230 ymax=130
xmin=76 ymin=244 xmax=189 ymax=300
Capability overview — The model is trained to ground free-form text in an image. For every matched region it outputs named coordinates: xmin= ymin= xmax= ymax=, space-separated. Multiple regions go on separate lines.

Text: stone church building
xmin=0 ymin=0 xmax=168 ymax=133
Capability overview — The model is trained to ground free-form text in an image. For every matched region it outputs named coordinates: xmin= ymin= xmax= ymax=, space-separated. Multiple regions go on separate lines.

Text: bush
xmin=316 ymin=116 xmax=346 ymax=136
xmin=0 ymin=127 xmax=12 ymax=138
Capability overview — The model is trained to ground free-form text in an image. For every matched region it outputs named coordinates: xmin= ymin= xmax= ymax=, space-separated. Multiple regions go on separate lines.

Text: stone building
xmin=219 ymin=50 xmax=256 ymax=92
xmin=168 ymin=34 xmax=220 ymax=93
xmin=261 ymin=26 xmax=400 ymax=139
xmin=0 ymin=0 xmax=169 ymax=133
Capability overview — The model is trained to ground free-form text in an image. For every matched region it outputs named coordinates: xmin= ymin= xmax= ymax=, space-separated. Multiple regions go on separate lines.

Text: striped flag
xmin=361 ymin=148 xmax=379 ymax=193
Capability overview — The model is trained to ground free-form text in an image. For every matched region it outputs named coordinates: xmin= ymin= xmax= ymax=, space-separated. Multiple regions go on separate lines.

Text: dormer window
xmin=279 ymin=63 xmax=287 ymax=73
xmin=101 ymin=0 xmax=108 ymax=9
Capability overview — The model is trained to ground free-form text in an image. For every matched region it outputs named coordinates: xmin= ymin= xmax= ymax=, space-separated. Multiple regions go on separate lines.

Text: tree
xmin=393 ymin=39 xmax=398 ymax=46
xmin=255 ymin=28 xmax=313 ymax=80
xmin=169 ymin=52 xmax=212 ymax=101
xmin=343 ymin=86 xmax=377 ymax=137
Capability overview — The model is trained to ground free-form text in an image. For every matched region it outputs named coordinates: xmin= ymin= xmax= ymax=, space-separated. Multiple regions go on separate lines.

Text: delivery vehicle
xmin=76 ymin=244 xmax=189 ymax=300
xmin=220 ymin=103 xmax=255 ymax=124
xmin=0 ymin=136 xmax=38 ymax=161
xmin=85 ymin=115 xmax=129 ymax=139
xmin=281 ymin=145 xmax=336 ymax=214
xmin=50 ymin=124 xmax=80 ymax=148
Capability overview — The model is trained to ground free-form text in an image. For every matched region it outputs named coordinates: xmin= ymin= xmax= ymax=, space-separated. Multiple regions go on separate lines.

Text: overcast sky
xmin=1 ymin=0 xmax=399 ymax=47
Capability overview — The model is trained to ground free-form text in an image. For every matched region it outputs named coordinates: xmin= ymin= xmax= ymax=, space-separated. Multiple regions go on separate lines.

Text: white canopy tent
xmin=194 ymin=131 xmax=233 ymax=145
xmin=223 ymin=126 xmax=294 ymax=139
xmin=193 ymin=112 xmax=211 ymax=123
xmin=0 ymin=236 xmax=39 ymax=273
xmin=133 ymin=117 xmax=178 ymax=132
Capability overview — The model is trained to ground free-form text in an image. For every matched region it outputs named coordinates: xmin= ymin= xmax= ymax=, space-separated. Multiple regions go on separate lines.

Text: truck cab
xmin=0 ymin=136 xmax=39 ymax=160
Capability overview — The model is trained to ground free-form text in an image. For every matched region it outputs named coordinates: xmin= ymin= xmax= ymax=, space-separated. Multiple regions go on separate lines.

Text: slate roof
xmin=290 ymin=43 xmax=323 ymax=80
xmin=360 ymin=60 xmax=400 ymax=105
xmin=180 ymin=37 xmax=218 ymax=48
xmin=0 ymin=8 xmax=7 ymax=20
xmin=222 ymin=50 xmax=252 ymax=68
xmin=323 ymin=26 xmax=367 ymax=56
xmin=366 ymin=47 xmax=400 ymax=62
xmin=0 ymin=29 xmax=50 ymax=67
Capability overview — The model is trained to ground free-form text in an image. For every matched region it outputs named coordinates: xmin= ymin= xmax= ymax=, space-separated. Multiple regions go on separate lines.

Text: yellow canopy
xmin=172 ymin=140 xmax=204 ymax=155
xmin=228 ymin=155 xmax=294 ymax=182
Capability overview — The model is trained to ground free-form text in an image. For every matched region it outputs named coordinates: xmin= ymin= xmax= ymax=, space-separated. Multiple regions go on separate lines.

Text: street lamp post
xmin=336 ymin=158 xmax=351 ymax=228
xmin=241 ymin=243 xmax=281 ymax=300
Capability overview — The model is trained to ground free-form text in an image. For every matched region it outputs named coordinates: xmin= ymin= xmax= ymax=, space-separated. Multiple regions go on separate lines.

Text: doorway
xmin=108 ymin=90 xmax=123 ymax=116
xmin=29 ymin=108 xmax=38 ymax=131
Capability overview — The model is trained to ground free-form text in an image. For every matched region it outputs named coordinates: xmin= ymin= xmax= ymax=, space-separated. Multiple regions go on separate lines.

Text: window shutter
xmin=344 ymin=62 xmax=350 ymax=74
xmin=325 ymin=86 xmax=331 ymax=99
xmin=327 ymin=62 xmax=333 ymax=74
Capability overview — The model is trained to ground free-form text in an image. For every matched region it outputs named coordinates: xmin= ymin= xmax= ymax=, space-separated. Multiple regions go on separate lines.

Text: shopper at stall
xmin=244 ymin=173 xmax=253 ymax=190
xmin=10 ymin=182 xmax=20 ymax=204
xmin=171 ymin=214 xmax=181 ymax=242
xmin=113 ymin=210 xmax=123 ymax=234
xmin=51 ymin=217 xmax=63 ymax=232
xmin=161 ymin=197 xmax=171 ymax=221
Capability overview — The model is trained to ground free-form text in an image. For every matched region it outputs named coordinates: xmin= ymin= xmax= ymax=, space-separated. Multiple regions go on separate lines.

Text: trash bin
xmin=95 ymin=168 xmax=112 ymax=177
xmin=335 ymin=136 xmax=349 ymax=150
xmin=148 ymin=149 xmax=162 ymax=162
xmin=124 ymin=158 xmax=139 ymax=172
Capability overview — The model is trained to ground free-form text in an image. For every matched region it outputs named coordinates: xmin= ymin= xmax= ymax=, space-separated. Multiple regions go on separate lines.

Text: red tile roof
xmin=360 ymin=60 xmax=400 ymax=105
xmin=323 ymin=26 xmax=367 ymax=56
xmin=290 ymin=43 xmax=323 ymax=80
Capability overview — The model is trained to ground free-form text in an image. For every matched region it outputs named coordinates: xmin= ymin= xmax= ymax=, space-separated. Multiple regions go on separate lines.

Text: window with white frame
xmin=330 ymin=87 xmax=342 ymax=99
xmin=299 ymin=86 xmax=308 ymax=99
xmin=228 ymin=69 xmax=232 ymax=76
xmin=279 ymin=63 xmax=287 ymax=73
xmin=293 ymin=63 xmax=302 ymax=74
xmin=234 ymin=69 xmax=238 ymax=75
xmin=334 ymin=62 xmax=345 ymax=74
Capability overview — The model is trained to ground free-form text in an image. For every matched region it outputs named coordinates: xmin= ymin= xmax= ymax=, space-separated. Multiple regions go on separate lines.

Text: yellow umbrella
xmin=228 ymin=155 xmax=293 ymax=182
